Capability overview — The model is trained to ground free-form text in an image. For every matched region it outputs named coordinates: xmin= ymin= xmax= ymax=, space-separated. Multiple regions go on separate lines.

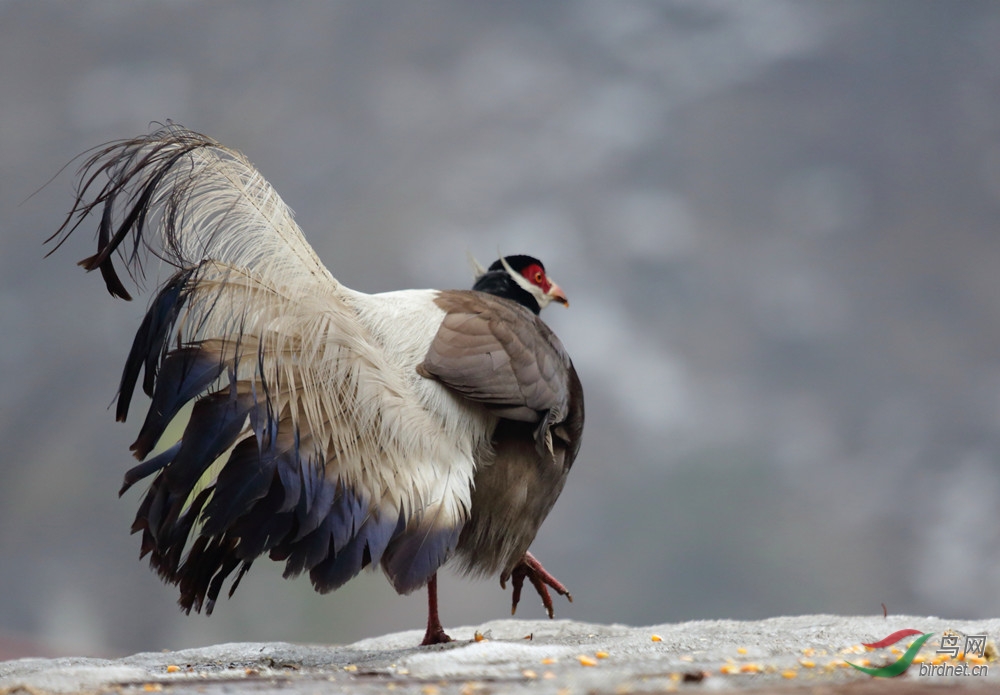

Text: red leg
xmin=500 ymin=551 xmax=572 ymax=619
xmin=420 ymin=573 xmax=452 ymax=646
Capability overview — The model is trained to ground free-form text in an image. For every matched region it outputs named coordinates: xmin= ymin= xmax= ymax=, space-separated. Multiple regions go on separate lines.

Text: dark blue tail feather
xmin=381 ymin=523 xmax=463 ymax=595
xmin=116 ymin=269 xmax=195 ymax=423
xmin=309 ymin=510 xmax=405 ymax=593
xmin=162 ymin=389 xmax=256 ymax=491
xmin=131 ymin=347 xmax=229 ymax=459
xmin=199 ymin=436 xmax=277 ymax=537
xmin=121 ymin=441 xmax=180 ymax=495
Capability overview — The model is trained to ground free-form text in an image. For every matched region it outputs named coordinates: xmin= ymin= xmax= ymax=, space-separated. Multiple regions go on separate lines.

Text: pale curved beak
xmin=548 ymin=282 xmax=569 ymax=307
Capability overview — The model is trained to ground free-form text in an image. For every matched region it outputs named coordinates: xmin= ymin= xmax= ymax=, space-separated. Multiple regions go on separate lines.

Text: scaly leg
xmin=500 ymin=551 xmax=573 ymax=619
xmin=420 ymin=573 xmax=452 ymax=646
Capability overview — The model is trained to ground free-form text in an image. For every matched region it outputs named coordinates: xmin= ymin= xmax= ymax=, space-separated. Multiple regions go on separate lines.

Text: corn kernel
xmin=522 ymin=670 xmax=537 ymax=679
xmin=595 ymin=651 xmax=609 ymax=659
xmin=799 ymin=660 xmax=815 ymax=669
xmin=579 ymin=655 xmax=598 ymax=667
xmin=739 ymin=663 xmax=761 ymax=673
xmin=781 ymin=670 xmax=798 ymax=679
xmin=165 ymin=665 xmax=180 ymax=674
xmin=736 ymin=647 xmax=747 ymax=655
xmin=651 ymin=634 xmax=662 ymax=642
xmin=720 ymin=663 xmax=738 ymax=675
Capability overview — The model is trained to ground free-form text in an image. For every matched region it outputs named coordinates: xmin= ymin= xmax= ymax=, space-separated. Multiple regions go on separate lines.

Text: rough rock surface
xmin=1 ymin=616 xmax=998 ymax=694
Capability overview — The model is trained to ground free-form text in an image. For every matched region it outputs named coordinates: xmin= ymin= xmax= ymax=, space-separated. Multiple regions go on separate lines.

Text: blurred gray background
xmin=3 ymin=0 xmax=1000 ymax=657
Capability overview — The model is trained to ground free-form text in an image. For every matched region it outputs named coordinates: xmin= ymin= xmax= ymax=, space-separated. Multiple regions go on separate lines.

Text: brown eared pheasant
xmin=49 ymin=126 xmax=584 ymax=645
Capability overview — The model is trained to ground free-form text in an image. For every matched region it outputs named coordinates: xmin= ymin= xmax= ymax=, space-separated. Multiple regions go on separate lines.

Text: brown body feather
xmin=419 ymin=290 xmax=585 ymax=577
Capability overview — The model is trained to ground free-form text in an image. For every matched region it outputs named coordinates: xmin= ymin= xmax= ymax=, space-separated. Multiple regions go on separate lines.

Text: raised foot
xmin=500 ymin=551 xmax=573 ymax=619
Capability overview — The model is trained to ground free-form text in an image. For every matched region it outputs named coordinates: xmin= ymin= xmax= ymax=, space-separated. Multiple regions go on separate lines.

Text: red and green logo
xmin=846 ymin=629 xmax=934 ymax=678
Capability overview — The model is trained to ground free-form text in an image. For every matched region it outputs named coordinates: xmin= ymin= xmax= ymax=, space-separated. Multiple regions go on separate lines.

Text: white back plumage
xmin=54 ymin=126 xmax=486 ymax=601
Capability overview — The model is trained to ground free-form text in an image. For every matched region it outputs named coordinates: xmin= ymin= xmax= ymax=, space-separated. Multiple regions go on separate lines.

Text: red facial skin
xmin=521 ymin=263 xmax=568 ymax=307
xmin=521 ymin=263 xmax=551 ymax=292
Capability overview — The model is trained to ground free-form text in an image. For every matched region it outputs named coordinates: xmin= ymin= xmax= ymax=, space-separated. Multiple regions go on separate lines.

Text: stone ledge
xmin=2 ymin=616 xmax=998 ymax=694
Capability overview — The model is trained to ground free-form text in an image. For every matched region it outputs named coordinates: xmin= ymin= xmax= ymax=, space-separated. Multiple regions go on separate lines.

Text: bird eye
xmin=534 ymin=271 xmax=544 ymax=284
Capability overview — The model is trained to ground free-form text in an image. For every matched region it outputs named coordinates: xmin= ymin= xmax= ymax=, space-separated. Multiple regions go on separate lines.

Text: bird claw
xmin=420 ymin=573 xmax=453 ymax=646
xmin=500 ymin=551 xmax=572 ymax=619
xmin=420 ymin=626 xmax=453 ymax=646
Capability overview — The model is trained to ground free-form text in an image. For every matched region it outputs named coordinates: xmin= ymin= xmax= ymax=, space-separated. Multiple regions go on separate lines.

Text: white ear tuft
xmin=498 ymin=254 xmax=517 ymax=278
xmin=468 ymin=252 xmax=488 ymax=279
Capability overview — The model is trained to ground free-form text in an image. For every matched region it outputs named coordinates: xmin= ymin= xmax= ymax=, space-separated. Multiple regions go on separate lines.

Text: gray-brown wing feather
xmin=418 ymin=291 xmax=573 ymax=428
xmin=425 ymin=291 xmax=585 ymax=578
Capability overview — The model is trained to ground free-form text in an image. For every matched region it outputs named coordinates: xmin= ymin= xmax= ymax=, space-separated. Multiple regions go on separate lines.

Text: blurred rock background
xmin=3 ymin=0 xmax=1000 ymax=657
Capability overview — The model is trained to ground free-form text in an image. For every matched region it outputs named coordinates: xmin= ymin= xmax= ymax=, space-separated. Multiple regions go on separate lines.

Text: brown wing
xmin=418 ymin=290 xmax=578 ymax=451
xmin=432 ymin=290 xmax=585 ymax=578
